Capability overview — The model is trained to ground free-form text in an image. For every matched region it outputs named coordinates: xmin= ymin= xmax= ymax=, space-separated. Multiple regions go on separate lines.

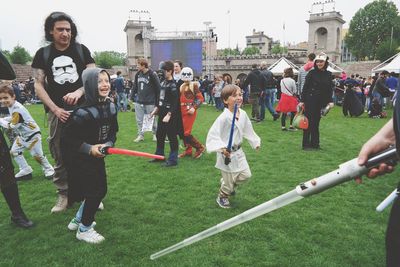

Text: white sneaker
xmin=44 ymin=167 xmax=55 ymax=179
xmin=152 ymin=134 xmax=157 ymax=142
xmin=76 ymin=228 xmax=105 ymax=244
xmin=51 ymin=194 xmax=68 ymax=213
xmin=98 ymin=201 xmax=104 ymax=211
xmin=15 ymin=166 xmax=33 ymax=178
xmin=68 ymin=218 xmax=96 ymax=231
xmin=134 ymin=135 xmax=144 ymax=142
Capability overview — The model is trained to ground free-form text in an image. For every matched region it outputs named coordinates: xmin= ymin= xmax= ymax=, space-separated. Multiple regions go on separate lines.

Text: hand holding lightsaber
xmin=99 ymin=147 xmax=165 ymax=160
xmin=150 ymin=146 xmax=398 ymax=260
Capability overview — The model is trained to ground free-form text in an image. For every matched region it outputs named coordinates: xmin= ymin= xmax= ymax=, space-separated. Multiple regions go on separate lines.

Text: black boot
xmin=2 ymin=183 xmax=34 ymax=228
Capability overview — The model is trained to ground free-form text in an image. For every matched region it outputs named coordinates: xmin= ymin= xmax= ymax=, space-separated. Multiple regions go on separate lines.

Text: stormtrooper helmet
xmin=181 ymin=67 xmax=193 ymax=82
xmin=52 ymin=55 xmax=79 ymax=85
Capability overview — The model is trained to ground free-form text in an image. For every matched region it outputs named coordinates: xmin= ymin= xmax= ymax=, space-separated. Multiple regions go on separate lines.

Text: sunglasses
xmin=181 ymin=72 xmax=192 ymax=77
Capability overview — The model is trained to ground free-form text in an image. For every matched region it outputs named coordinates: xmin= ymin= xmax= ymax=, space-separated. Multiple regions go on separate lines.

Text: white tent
xmin=268 ymin=57 xmax=299 ymax=75
xmin=327 ymin=62 xmax=344 ymax=75
xmin=372 ymin=52 xmax=400 ymax=74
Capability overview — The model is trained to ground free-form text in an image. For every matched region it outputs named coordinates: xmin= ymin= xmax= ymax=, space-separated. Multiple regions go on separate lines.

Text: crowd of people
xmin=1 ymin=10 xmax=400 ymax=266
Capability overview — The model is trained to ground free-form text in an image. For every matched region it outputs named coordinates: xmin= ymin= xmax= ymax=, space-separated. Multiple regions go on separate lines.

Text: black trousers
xmin=303 ymin=99 xmax=322 ymax=148
xmin=155 ymin=113 xmax=178 ymax=162
xmin=386 ymin=196 xmax=400 ymax=267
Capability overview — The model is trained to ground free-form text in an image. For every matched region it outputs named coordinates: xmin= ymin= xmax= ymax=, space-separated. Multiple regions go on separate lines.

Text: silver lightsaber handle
xmin=296 ymin=147 xmax=398 ymax=197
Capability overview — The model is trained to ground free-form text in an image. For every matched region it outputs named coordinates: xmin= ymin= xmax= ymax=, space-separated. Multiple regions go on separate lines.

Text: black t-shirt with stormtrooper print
xmin=32 ymin=43 xmax=95 ymax=108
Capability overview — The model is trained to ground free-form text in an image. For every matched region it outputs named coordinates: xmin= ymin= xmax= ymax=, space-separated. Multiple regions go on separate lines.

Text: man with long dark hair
xmin=32 ymin=12 xmax=95 ymax=213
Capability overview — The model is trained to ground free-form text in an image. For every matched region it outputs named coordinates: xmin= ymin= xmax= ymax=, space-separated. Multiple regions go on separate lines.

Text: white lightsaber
xmin=150 ymin=147 xmax=398 ymax=260
xmin=376 ymin=189 xmax=398 ymax=212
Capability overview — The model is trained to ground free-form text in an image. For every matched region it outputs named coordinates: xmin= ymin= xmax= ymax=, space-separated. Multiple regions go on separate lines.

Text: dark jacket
xmin=61 ymin=68 xmax=118 ymax=203
xmin=243 ymin=69 xmax=262 ymax=94
xmin=301 ymin=68 xmax=333 ymax=108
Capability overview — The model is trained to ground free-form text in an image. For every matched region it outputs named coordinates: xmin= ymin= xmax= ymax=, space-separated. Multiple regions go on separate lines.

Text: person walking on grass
xmin=178 ymin=67 xmax=205 ymax=159
xmin=0 ymin=85 xmax=54 ymax=181
xmin=62 ymin=68 xmax=118 ymax=244
xmin=32 ymin=11 xmax=96 ymax=213
xmin=149 ymin=61 xmax=183 ymax=167
xmin=206 ymin=84 xmax=260 ymax=208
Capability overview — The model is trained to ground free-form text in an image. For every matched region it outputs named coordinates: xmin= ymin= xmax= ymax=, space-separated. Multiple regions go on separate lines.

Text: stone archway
xmin=134 ymin=33 xmax=144 ymax=52
xmin=315 ymin=27 xmax=328 ymax=50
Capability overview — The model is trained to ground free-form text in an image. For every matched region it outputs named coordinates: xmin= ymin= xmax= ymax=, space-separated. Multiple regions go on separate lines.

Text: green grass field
xmin=0 ymin=103 xmax=396 ymax=267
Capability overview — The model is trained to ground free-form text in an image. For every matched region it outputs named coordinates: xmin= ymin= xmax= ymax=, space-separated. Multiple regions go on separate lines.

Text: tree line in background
xmin=0 ymin=47 xmax=126 ymax=69
xmin=1 ymin=0 xmax=399 ymax=67
xmin=345 ymin=0 xmax=400 ymax=61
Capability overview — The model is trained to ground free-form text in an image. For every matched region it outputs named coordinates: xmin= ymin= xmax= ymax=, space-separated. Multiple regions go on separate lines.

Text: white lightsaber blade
xmin=151 ymin=147 xmax=398 ymax=260
xmin=376 ymin=189 xmax=398 ymax=212
xmin=150 ymin=189 xmax=302 ymax=260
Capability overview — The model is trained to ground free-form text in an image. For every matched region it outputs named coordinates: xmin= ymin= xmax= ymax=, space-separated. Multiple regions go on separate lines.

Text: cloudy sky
xmin=1 ymin=0 xmax=399 ymax=55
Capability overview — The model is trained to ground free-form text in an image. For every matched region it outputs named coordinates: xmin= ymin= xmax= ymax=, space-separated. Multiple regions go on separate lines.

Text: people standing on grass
xmin=213 ymin=74 xmax=225 ymax=111
xmin=276 ymin=67 xmax=298 ymax=131
xmin=259 ymin=61 xmax=279 ymax=121
xmin=243 ymin=64 xmax=263 ymax=122
xmin=206 ymin=84 xmax=260 ymax=209
xmin=61 ymin=68 xmax=118 ymax=244
xmin=0 ymin=85 xmax=55 ymax=181
xmin=114 ymin=71 xmax=127 ymax=112
xmin=132 ymin=58 xmax=161 ymax=143
xmin=150 ymin=61 xmax=183 ymax=167
xmin=32 ymin=11 xmax=96 ymax=213
xmin=178 ymin=67 xmax=205 ymax=159
xmin=300 ymin=53 xmax=334 ymax=150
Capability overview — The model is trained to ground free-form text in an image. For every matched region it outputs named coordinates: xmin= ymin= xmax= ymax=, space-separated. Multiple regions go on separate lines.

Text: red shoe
xmin=179 ymin=150 xmax=192 ymax=158
xmin=193 ymin=146 xmax=205 ymax=159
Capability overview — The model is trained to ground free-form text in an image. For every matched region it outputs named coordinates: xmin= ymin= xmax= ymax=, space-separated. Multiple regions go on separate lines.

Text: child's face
xmin=223 ymin=89 xmax=243 ymax=109
xmin=0 ymin=92 xmax=15 ymax=107
xmin=98 ymin=72 xmax=111 ymax=98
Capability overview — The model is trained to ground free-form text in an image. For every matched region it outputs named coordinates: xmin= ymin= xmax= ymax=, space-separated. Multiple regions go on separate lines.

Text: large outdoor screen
xmin=150 ymin=39 xmax=203 ymax=76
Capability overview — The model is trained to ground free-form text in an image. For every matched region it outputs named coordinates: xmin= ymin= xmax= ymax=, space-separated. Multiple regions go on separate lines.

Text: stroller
xmin=342 ymin=84 xmax=364 ymax=117
xmin=368 ymin=97 xmax=387 ymax=119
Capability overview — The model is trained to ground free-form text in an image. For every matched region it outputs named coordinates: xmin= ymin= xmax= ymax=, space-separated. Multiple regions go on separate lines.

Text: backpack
xmin=43 ymin=42 xmax=84 ymax=67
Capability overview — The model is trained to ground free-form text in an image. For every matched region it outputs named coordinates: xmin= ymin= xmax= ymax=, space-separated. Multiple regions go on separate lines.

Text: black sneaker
xmin=11 ymin=213 xmax=34 ymax=228
xmin=149 ymin=158 xmax=165 ymax=163
xmin=281 ymin=127 xmax=288 ymax=131
xmin=161 ymin=161 xmax=177 ymax=167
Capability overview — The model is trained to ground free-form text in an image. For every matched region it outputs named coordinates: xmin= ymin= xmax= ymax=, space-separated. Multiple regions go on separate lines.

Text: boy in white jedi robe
xmin=206 ymin=84 xmax=260 ymax=208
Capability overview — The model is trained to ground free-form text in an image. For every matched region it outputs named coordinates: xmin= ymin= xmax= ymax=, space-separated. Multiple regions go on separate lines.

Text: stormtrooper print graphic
xmin=51 ymin=55 xmax=79 ymax=85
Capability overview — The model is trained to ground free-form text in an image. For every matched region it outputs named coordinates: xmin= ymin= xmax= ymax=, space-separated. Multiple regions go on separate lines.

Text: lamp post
xmin=203 ymin=21 xmax=212 ymax=78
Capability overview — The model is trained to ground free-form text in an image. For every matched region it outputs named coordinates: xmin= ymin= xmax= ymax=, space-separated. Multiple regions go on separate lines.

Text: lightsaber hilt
xmin=225 ymin=103 xmax=238 ymax=165
xmin=99 ymin=146 xmax=110 ymax=155
xmin=296 ymin=146 xmax=398 ymax=198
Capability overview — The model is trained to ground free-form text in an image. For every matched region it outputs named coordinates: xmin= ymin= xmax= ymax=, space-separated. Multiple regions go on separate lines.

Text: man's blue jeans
xmin=260 ymin=89 xmax=277 ymax=120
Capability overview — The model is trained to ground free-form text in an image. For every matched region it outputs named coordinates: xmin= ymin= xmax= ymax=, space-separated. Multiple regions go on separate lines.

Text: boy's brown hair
xmin=137 ymin=58 xmax=149 ymax=68
xmin=0 ymin=84 xmax=15 ymax=97
xmin=221 ymin=84 xmax=241 ymax=103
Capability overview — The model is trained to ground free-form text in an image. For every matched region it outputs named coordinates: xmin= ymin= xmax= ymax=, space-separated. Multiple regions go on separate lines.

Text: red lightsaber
xmin=100 ymin=147 xmax=165 ymax=160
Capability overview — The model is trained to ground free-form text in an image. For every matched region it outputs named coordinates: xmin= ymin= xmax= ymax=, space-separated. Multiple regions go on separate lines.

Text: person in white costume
xmin=206 ymin=84 xmax=261 ymax=208
xmin=0 ymin=85 xmax=54 ymax=180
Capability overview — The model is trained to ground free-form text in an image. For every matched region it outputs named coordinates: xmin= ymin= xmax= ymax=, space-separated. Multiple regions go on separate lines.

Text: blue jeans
xmin=260 ymin=89 xmax=277 ymax=120
xmin=371 ymin=91 xmax=383 ymax=110
xmin=117 ymin=92 xmax=128 ymax=111
xmin=215 ymin=97 xmax=224 ymax=111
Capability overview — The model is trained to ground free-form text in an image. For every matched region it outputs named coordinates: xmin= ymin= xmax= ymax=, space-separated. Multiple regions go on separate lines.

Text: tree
xmin=271 ymin=44 xmax=287 ymax=55
xmin=0 ymin=50 xmax=12 ymax=62
xmin=345 ymin=0 xmax=400 ymax=60
xmin=219 ymin=48 xmax=240 ymax=56
xmin=376 ymin=39 xmax=400 ymax=61
xmin=93 ymin=51 xmax=126 ymax=69
xmin=242 ymin=47 xmax=260 ymax=56
xmin=9 ymin=45 xmax=32 ymax=64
